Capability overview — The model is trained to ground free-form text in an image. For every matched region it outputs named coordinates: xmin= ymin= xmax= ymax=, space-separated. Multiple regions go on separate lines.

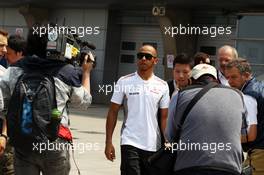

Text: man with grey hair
xmin=225 ymin=58 xmax=257 ymax=144
xmin=225 ymin=58 xmax=264 ymax=175
xmin=217 ymin=45 xmax=238 ymax=86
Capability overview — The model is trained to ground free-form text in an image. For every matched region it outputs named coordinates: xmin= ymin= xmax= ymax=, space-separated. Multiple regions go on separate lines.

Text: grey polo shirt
xmin=165 ymin=86 xmax=245 ymax=173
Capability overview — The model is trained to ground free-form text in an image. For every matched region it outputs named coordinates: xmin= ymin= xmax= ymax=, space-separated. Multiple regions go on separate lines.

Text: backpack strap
xmin=174 ymin=82 xmax=219 ymax=141
xmin=179 ymin=82 xmax=218 ymax=126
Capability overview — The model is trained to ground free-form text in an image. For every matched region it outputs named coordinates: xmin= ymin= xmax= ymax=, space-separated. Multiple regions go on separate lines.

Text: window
xmin=121 ymin=41 xmax=136 ymax=50
xmin=120 ymin=54 xmax=135 ymax=63
xmin=200 ymin=46 xmax=216 ymax=56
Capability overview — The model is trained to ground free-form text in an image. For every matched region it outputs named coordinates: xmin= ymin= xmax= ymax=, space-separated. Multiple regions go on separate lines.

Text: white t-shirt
xmin=111 ymin=72 xmax=170 ymax=152
xmin=0 ymin=65 xmax=6 ymax=78
xmin=0 ymin=65 xmax=6 ymax=119
xmin=218 ymin=70 xmax=230 ymax=86
xmin=243 ymin=94 xmax=258 ymax=131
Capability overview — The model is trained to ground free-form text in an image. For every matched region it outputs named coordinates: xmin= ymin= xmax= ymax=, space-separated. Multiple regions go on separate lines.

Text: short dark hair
xmin=26 ymin=24 xmax=48 ymax=58
xmin=194 ymin=52 xmax=210 ymax=66
xmin=8 ymin=35 xmax=27 ymax=55
xmin=173 ymin=53 xmax=194 ymax=68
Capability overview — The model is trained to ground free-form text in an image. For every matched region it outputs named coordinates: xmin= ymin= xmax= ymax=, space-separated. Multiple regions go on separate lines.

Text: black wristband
xmin=0 ymin=133 xmax=7 ymax=140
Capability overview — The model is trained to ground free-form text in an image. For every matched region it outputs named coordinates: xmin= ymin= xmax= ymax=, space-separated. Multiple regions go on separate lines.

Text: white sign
xmin=15 ymin=28 xmax=23 ymax=36
xmin=159 ymin=7 xmax=166 ymax=16
xmin=152 ymin=6 xmax=166 ymax=16
xmin=64 ymin=43 xmax=73 ymax=59
xmin=152 ymin=6 xmax=159 ymax=16
xmin=167 ymin=54 xmax=174 ymax=68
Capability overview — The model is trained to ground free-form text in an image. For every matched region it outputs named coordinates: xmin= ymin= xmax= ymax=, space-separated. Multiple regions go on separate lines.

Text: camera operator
xmin=0 ymin=25 xmax=93 ymax=175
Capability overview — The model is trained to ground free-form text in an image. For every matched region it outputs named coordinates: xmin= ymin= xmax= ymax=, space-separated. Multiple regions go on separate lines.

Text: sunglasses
xmin=137 ymin=52 xmax=155 ymax=60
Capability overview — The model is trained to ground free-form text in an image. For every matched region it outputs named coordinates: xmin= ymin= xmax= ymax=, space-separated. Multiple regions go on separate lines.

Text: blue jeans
xmin=14 ymin=138 xmax=70 ymax=175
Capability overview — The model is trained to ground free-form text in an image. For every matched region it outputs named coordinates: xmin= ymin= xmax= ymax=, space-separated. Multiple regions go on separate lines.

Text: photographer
xmin=0 ymin=25 xmax=93 ymax=175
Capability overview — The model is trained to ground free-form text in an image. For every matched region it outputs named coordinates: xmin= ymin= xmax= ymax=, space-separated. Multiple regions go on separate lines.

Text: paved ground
xmin=69 ymin=105 xmax=123 ymax=175
xmin=67 ymin=104 xmax=248 ymax=175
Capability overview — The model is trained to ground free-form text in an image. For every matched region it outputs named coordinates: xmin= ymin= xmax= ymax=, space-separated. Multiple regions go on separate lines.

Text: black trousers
xmin=174 ymin=168 xmax=239 ymax=175
xmin=121 ymin=145 xmax=161 ymax=175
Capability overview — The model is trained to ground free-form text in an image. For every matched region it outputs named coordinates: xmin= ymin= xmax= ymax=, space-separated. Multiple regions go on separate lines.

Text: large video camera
xmin=46 ymin=27 xmax=96 ymax=67
xmin=75 ymin=39 xmax=97 ymax=68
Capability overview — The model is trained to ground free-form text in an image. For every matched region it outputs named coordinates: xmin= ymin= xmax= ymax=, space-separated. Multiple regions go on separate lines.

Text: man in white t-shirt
xmin=105 ymin=45 xmax=170 ymax=175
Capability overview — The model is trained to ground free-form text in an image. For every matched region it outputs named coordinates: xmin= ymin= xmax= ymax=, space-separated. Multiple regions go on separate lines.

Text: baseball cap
xmin=191 ymin=64 xmax=217 ymax=80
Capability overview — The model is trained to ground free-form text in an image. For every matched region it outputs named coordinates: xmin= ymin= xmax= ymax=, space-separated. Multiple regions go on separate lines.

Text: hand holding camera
xmin=82 ymin=52 xmax=94 ymax=73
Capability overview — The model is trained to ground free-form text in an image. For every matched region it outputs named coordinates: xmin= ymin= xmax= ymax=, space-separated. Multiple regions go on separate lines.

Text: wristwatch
xmin=0 ymin=133 xmax=7 ymax=141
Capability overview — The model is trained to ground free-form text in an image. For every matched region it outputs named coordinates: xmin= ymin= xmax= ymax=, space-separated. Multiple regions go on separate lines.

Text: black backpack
xmin=7 ymin=70 xmax=60 ymax=151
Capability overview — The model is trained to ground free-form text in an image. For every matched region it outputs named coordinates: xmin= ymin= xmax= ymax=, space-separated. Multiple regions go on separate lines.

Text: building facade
xmin=1 ymin=1 xmax=263 ymax=103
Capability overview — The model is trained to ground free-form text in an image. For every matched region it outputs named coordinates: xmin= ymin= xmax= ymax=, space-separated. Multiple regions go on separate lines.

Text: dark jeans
xmin=121 ymin=145 xmax=161 ymax=175
xmin=174 ymin=168 xmax=239 ymax=175
xmin=14 ymin=138 xmax=70 ymax=175
xmin=0 ymin=142 xmax=15 ymax=175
